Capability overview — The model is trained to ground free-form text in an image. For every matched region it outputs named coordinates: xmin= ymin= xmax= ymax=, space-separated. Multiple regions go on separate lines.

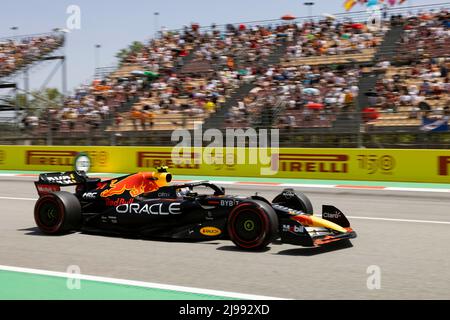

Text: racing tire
xmin=273 ymin=190 xmax=314 ymax=214
xmin=227 ymin=200 xmax=279 ymax=251
xmin=34 ymin=192 xmax=82 ymax=235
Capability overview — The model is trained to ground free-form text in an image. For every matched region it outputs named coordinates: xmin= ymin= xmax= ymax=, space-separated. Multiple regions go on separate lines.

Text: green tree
xmin=116 ymin=48 xmax=130 ymax=62
xmin=16 ymin=88 xmax=63 ymax=116
xmin=129 ymin=41 xmax=144 ymax=53
xmin=44 ymin=88 xmax=61 ymax=102
xmin=116 ymin=41 xmax=145 ymax=64
xmin=15 ymin=93 xmax=27 ymax=109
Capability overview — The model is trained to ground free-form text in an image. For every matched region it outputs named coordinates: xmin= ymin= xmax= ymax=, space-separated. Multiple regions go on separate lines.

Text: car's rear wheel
xmin=227 ymin=200 xmax=278 ymax=250
xmin=34 ymin=192 xmax=81 ymax=235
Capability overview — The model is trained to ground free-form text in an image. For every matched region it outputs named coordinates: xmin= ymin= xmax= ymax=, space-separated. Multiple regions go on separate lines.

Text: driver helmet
xmin=177 ymin=187 xmax=191 ymax=197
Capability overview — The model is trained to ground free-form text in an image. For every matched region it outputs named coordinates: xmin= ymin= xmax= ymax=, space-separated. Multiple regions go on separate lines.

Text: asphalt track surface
xmin=1 ymin=177 xmax=450 ymax=300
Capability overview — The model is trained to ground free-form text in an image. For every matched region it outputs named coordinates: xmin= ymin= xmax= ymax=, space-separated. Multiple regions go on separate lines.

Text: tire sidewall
xmin=34 ymin=192 xmax=81 ymax=234
xmin=228 ymin=201 xmax=278 ymax=250
xmin=34 ymin=195 xmax=65 ymax=234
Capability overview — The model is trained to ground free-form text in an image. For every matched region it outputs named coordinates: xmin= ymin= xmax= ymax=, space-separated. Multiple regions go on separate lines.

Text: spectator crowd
xmin=285 ymin=19 xmax=386 ymax=60
xmin=10 ymin=8 xmax=450 ymax=134
xmin=0 ymin=32 xmax=64 ymax=78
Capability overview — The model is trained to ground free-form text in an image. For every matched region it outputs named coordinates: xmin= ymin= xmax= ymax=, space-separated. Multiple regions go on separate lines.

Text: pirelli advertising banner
xmin=0 ymin=146 xmax=449 ymax=183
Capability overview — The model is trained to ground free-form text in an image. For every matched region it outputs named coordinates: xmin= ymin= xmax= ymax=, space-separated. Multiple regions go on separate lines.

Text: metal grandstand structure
xmin=0 ymin=30 xmax=67 ymax=127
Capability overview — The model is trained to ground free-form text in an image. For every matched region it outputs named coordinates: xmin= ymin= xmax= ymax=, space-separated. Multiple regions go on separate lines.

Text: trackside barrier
xmin=0 ymin=146 xmax=449 ymax=184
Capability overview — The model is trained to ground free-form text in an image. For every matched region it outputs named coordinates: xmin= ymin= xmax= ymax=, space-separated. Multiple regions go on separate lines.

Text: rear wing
xmin=35 ymin=171 xmax=88 ymax=196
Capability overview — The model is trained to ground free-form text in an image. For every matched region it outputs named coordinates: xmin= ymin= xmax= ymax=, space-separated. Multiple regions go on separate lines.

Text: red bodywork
xmin=99 ymin=172 xmax=160 ymax=198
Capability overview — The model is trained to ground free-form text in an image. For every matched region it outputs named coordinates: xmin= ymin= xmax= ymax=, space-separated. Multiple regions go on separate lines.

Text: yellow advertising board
xmin=274 ymin=148 xmax=450 ymax=183
xmin=0 ymin=146 xmax=449 ymax=184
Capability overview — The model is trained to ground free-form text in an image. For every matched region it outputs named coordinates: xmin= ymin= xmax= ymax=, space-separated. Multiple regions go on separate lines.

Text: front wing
xmin=280 ymin=205 xmax=357 ymax=247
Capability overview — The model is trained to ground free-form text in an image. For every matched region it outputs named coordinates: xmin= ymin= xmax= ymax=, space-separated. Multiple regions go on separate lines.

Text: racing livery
xmin=33 ymin=167 xmax=357 ymax=250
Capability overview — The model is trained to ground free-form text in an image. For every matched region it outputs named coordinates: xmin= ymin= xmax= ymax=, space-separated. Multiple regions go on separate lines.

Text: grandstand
xmin=0 ymin=31 xmax=65 ymax=79
xmin=0 ymin=30 xmax=66 ymax=128
xmin=1 ymin=2 xmax=449 ymax=148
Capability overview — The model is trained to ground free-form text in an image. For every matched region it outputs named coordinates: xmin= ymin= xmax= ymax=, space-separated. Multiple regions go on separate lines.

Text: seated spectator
xmin=0 ymin=32 xmax=65 ymax=77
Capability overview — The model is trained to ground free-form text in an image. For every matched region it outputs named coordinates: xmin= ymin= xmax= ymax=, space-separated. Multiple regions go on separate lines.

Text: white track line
xmin=347 ymin=216 xmax=450 ymax=225
xmin=0 ymin=196 xmax=36 ymax=201
xmin=0 ymin=265 xmax=286 ymax=300
xmin=196 ymin=180 xmax=235 ymax=185
xmin=213 ymin=181 xmax=450 ymax=193
xmin=280 ymin=183 xmax=337 ymax=189
xmin=385 ymin=187 xmax=450 ymax=193
xmin=1 ymin=174 xmax=449 ymax=193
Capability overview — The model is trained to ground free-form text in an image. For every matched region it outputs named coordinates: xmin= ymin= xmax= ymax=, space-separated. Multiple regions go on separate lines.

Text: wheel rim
xmin=35 ymin=197 xmax=63 ymax=233
xmin=38 ymin=202 xmax=60 ymax=228
xmin=232 ymin=209 xmax=264 ymax=243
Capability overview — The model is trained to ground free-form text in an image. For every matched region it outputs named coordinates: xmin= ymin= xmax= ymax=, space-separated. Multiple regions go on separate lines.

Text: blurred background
xmin=0 ymin=0 xmax=449 ymax=148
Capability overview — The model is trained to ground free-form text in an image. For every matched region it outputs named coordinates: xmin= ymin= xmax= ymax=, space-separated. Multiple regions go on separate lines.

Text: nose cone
xmin=293 ymin=215 xmax=348 ymax=233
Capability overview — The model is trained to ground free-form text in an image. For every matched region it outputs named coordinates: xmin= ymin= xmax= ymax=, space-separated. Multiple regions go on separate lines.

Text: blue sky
xmin=0 ymin=0 xmax=447 ymax=93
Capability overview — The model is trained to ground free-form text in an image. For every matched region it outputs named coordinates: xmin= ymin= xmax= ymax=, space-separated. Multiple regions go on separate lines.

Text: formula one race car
xmin=33 ymin=167 xmax=357 ymax=250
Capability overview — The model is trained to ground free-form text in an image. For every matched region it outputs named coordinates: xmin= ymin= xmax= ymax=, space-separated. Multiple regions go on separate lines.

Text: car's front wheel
xmin=34 ymin=192 xmax=81 ymax=235
xmin=227 ymin=200 xmax=278 ymax=250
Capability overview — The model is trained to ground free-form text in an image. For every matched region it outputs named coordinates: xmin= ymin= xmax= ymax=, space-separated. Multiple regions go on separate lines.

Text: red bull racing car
xmin=33 ymin=167 xmax=357 ymax=250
